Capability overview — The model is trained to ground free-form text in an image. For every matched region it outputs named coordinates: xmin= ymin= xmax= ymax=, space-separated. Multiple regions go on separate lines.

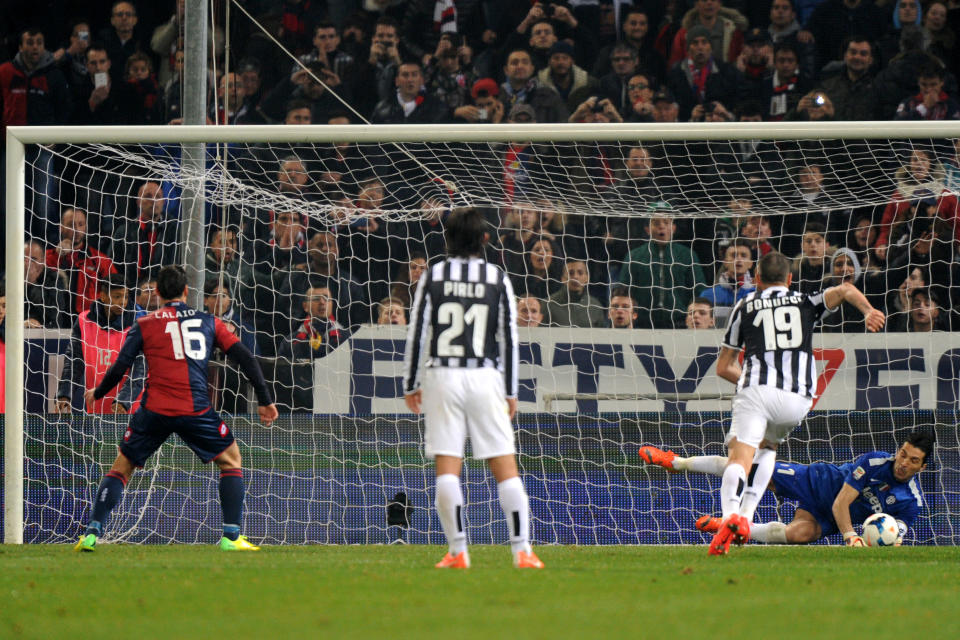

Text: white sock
xmin=750 ymin=521 xmax=788 ymax=544
xmin=675 ymin=455 xmax=727 ymax=476
xmin=738 ymin=448 xmax=776 ymax=522
xmin=720 ymin=463 xmax=747 ymax=519
xmin=497 ymin=476 xmax=531 ymax=554
xmin=435 ymin=474 xmax=467 ymax=555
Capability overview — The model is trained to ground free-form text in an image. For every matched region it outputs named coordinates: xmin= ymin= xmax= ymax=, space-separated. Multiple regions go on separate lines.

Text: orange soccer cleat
xmin=708 ymin=515 xmax=750 ymax=556
xmin=695 ymin=515 xmax=722 ymax=534
xmin=513 ymin=549 xmax=545 ymax=569
xmin=638 ymin=446 xmax=679 ymax=472
xmin=435 ymin=551 xmax=471 ymax=569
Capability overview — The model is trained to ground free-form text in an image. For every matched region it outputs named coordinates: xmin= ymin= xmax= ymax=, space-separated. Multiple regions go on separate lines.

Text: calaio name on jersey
xmin=744 ymin=295 xmax=804 ymax=313
xmin=155 ymin=308 xmax=197 ymax=319
xmin=443 ymin=281 xmax=486 ymax=298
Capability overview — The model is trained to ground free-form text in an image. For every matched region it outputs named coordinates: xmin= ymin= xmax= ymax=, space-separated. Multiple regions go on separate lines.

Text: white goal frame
xmin=6 ymin=120 xmax=960 ymax=544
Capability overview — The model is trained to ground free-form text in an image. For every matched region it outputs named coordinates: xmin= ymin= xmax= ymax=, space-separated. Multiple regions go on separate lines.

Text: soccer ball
xmin=862 ymin=513 xmax=899 ymax=547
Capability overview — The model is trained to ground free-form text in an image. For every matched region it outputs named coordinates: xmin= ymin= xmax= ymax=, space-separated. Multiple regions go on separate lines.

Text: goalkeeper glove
xmin=843 ymin=531 xmax=864 ymax=547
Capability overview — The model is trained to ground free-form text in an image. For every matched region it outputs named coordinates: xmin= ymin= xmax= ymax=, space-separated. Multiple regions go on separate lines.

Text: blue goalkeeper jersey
xmin=837 ymin=451 xmax=924 ymax=527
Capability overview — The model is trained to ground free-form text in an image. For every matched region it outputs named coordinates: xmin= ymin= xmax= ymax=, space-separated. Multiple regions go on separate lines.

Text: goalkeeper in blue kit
xmin=640 ymin=430 xmax=934 ymax=546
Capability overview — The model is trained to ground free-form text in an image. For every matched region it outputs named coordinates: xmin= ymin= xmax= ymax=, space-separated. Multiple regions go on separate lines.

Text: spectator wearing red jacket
xmin=45 ymin=208 xmax=118 ymax=317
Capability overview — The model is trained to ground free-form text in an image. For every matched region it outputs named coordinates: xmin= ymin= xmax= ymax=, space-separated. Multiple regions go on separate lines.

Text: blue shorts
xmin=771 ymin=461 xmax=844 ymax=538
xmin=119 ymin=408 xmax=234 ymax=467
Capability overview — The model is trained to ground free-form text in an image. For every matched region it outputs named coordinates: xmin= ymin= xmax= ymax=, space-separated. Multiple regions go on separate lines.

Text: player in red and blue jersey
xmin=74 ymin=265 xmax=278 ymax=552
xmin=640 ymin=430 xmax=934 ymax=545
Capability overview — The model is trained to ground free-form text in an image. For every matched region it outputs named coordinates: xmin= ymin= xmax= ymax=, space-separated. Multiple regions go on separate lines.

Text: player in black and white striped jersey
xmin=707 ymin=251 xmax=885 ymax=555
xmin=402 ymin=207 xmax=543 ymax=570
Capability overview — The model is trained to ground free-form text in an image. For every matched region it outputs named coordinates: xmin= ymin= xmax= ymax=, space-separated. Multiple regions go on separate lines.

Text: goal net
xmin=4 ymin=122 xmax=959 ymax=545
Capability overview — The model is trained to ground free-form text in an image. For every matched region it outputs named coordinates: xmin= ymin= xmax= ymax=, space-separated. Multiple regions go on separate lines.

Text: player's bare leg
xmin=434 ymin=455 xmax=469 ymax=568
xmin=487 ymin=454 xmax=543 ymax=569
xmin=750 ymin=509 xmax=822 ymax=544
xmin=214 ymin=442 xmax=258 ymax=551
xmin=709 ymin=438 xmax=754 ymax=555
xmin=74 ymin=452 xmax=136 ymax=551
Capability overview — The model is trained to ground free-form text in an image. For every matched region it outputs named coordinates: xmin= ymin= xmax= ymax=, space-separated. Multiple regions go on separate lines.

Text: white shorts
xmin=421 ymin=367 xmax=515 ymax=460
xmin=726 ymin=385 xmax=813 ymax=448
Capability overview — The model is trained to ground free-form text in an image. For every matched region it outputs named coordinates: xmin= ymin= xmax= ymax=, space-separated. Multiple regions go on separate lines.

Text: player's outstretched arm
xmin=224 ymin=342 xmax=275 ymax=413
xmin=258 ymin=403 xmax=279 ymax=425
xmin=831 ymin=483 xmax=864 ymax=546
xmin=824 ymin=282 xmax=885 ymax=332
xmin=715 ymin=346 xmax=742 ymax=385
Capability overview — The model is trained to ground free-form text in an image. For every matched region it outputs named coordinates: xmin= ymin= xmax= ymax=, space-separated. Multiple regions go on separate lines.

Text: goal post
xmin=5 ymin=122 xmax=960 ymax=546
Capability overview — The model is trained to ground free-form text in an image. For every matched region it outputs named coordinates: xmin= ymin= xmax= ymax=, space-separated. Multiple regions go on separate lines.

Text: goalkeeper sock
xmin=675 ymin=455 xmax=727 ymax=475
xmin=719 ymin=463 xmax=747 ymax=519
xmin=738 ymin=448 xmax=777 ymax=522
xmin=87 ymin=471 xmax=126 ymax=535
xmin=435 ymin=474 xmax=467 ymax=555
xmin=497 ymin=476 xmax=531 ymax=555
xmin=219 ymin=469 xmax=245 ymax=541
xmin=750 ymin=522 xmax=788 ymax=544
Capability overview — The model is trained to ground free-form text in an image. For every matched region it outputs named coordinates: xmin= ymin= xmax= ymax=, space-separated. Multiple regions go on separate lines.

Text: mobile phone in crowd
xmin=94 ymin=72 xmax=108 ymax=88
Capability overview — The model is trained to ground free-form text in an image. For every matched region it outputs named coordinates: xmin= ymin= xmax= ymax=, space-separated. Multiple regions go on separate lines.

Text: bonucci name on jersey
xmin=723 ymin=286 xmax=831 ymax=398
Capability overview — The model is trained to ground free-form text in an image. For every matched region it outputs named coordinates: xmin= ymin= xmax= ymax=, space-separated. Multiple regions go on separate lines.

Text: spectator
xmin=879 ymin=0 xmax=924 ymax=66
xmin=924 ymin=3 xmax=954 ymax=70
xmin=110 ymin=181 xmax=180 ymax=284
xmin=283 ymin=230 xmax=367 ymax=329
xmin=780 ymin=162 xmax=848 ymax=254
xmin=389 ymin=196 xmax=448 ymax=266
xmin=278 ymin=0 xmax=327 ymax=55
xmin=766 ymin=0 xmax=816 ymax=74
xmin=846 ymin=214 xmax=883 ymax=278
xmin=875 ymin=24 xmax=957 ymax=119
xmin=763 ymin=41 xmax=813 ymax=121
xmin=668 ymin=0 xmax=747 ymax=68
xmin=791 ymin=221 xmax=832 ymax=295
xmin=874 ymin=148 xmax=959 ymax=263
xmin=376 ymin=296 xmax=408 ymax=325
xmin=698 ymin=239 xmax=756 ymax=307
xmin=238 ymin=59 xmax=265 ymax=108
xmin=371 ymin=60 xmax=450 ymax=123
xmin=213 ymin=71 xmax=266 ymax=125
xmin=46 ymin=208 xmax=117 ymax=317
xmin=24 ymin=240 xmax=69 ymax=328
xmin=543 ymin=258 xmax=605 ymax=327
xmin=390 ymin=253 xmax=429 ymax=308
xmin=205 ymin=226 xmax=241 ymax=294
xmin=810 ymin=36 xmax=881 ymax=120
xmin=665 ymin=25 xmax=743 ymax=121
xmin=400 ymin=0 xmax=472 ymax=67
xmin=888 ymin=287 xmax=949 ymax=331
xmin=886 ymin=265 xmax=929 ymax=323
xmin=277 ymin=155 xmax=313 ymax=196
xmin=685 ymin=297 xmax=716 ymax=329
xmin=53 ymin=20 xmax=92 ymax=89
xmin=516 ymin=295 xmax=544 ymax=327
xmin=895 ymin=63 xmax=960 ymax=120
xmin=607 ymin=286 xmax=638 ymax=328
xmin=500 ymin=48 xmax=569 ymax=123
xmin=260 ymin=60 xmax=347 ymax=124
xmin=283 ymin=98 xmax=313 ymax=124
xmin=651 ymin=88 xmax=680 ymax=122
xmin=279 ymin=285 xmax=346 ymax=360
xmin=299 ymin=22 xmax=355 ymax=79
xmin=594 ymin=43 xmax=643 ymax=116
xmin=594 ymin=7 xmax=666 ymax=82
xmin=821 ymin=248 xmax=867 ymax=332
xmin=739 ymin=215 xmax=776 ymax=260
xmin=806 ymin=0 xmax=887 ymax=72
xmin=72 ymin=41 xmax=137 ymax=125
xmin=124 ymin=52 xmax=163 ymax=125
xmin=501 ymin=201 xmax=558 ymax=276
xmin=737 ymin=28 xmax=775 ymax=98
xmin=538 ymin=41 xmax=598 ymax=111
xmin=99 ymin=1 xmax=143 ymax=83
xmin=204 ymin=280 xmax=258 ymax=355
xmin=54 ymin=273 xmax=143 ymax=414
xmin=617 ymin=211 xmax=708 ymax=329
xmin=453 ymin=77 xmax=505 ymax=123
xmin=135 ymin=275 xmax=160 ymax=312
xmin=511 ymin=238 xmax=563 ymax=300
xmin=425 ymin=33 xmax=478 ymax=111
xmin=508 ymin=16 xmax=559 ymax=71
xmin=359 ymin=17 xmax=406 ymax=112
xmin=623 ymin=73 xmax=656 ymax=122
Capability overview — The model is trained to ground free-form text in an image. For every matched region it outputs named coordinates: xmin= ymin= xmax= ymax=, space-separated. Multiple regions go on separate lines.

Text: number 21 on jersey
xmin=752 ymin=306 xmax=802 ymax=350
xmin=437 ymin=302 xmax=488 ymax=358
xmin=164 ymin=319 xmax=207 ymax=360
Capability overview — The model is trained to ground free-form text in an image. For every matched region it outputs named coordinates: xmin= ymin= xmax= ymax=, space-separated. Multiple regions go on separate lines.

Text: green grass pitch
xmin=1 ymin=544 xmax=958 ymax=639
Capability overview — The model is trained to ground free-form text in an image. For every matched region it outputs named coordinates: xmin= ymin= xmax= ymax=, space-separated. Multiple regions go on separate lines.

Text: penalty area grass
xmin=0 ymin=544 xmax=957 ymax=639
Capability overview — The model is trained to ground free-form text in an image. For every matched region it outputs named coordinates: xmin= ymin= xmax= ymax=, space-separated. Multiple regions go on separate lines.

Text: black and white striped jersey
xmin=722 ymin=285 xmax=833 ymax=398
xmin=403 ymin=257 xmax=519 ymax=397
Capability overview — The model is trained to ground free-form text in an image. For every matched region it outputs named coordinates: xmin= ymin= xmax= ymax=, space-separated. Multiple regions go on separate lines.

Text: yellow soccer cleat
xmin=219 ymin=534 xmax=260 ymax=551
xmin=74 ymin=533 xmax=97 ymax=552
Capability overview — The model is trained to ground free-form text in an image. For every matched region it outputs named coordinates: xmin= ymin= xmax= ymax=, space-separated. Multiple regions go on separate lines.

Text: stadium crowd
xmin=3 ymin=0 xmax=960 ymax=409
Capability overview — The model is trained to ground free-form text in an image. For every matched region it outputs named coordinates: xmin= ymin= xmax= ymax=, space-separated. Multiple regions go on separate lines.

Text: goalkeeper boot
xmin=708 ymin=515 xmax=749 ymax=556
xmin=73 ymin=533 xmax=97 ymax=552
xmin=695 ymin=515 xmax=722 ymax=534
xmin=638 ymin=446 xmax=679 ymax=473
xmin=219 ymin=534 xmax=260 ymax=551
xmin=514 ymin=549 xmax=545 ymax=569
xmin=435 ymin=551 xmax=470 ymax=569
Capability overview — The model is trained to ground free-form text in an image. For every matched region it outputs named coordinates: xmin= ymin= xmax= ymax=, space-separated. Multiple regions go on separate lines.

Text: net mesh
xmin=8 ymin=132 xmax=960 ymax=545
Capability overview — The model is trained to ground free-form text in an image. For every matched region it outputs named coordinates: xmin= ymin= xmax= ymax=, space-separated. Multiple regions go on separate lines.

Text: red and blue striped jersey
xmin=113 ymin=301 xmax=240 ymax=416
